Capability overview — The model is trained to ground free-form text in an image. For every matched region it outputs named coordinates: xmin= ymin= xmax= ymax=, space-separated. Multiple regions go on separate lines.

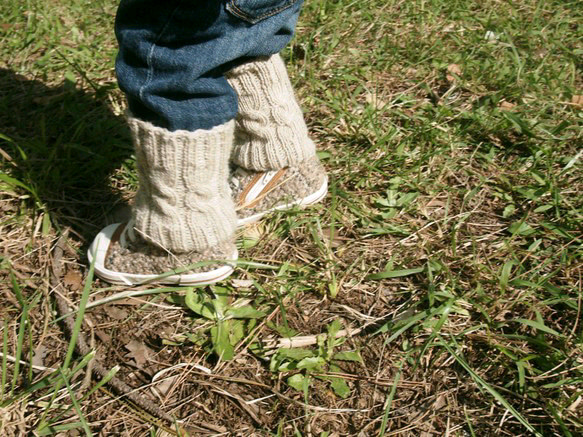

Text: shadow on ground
xmin=0 ymin=68 xmax=132 ymax=245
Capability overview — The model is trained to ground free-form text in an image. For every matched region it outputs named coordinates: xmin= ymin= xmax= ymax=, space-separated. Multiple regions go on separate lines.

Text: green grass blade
xmin=58 ymin=368 xmax=92 ymax=436
xmin=378 ymin=351 xmax=408 ymax=436
xmin=1 ymin=318 xmax=8 ymax=401
xmin=2 ymin=351 xmax=94 ymax=408
xmin=63 ymin=257 xmax=94 ymax=370
xmin=366 ymin=267 xmax=424 ymax=280
xmin=513 ymin=318 xmax=563 ymax=337
xmin=439 ymin=337 xmax=542 ymax=436
xmin=10 ymin=299 xmax=28 ymax=396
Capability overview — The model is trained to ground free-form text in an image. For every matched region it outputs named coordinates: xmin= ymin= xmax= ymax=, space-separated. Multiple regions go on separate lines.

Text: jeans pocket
xmin=226 ymin=0 xmax=299 ymax=24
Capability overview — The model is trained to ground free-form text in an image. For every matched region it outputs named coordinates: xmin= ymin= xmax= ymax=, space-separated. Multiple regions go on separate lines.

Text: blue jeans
xmin=115 ymin=0 xmax=303 ymax=131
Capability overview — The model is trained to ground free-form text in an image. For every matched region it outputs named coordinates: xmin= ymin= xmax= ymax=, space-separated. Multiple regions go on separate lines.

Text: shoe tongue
xmin=231 ymin=167 xmax=249 ymax=183
xmin=234 ymin=167 xmax=249 ymax=177
xmin=242 ymin=170 xmax=277 ymax=204
xmin=119 ymin=220 xmax=136 ymax=249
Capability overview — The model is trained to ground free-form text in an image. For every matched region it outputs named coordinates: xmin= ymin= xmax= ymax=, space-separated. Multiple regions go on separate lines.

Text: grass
xmin=1 ymin=0 xmax=582 ymax=435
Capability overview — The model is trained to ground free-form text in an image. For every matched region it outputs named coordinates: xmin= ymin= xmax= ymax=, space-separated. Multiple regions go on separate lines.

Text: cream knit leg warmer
xmin=226 ymin=54 xmax=316 ymax=171
xmin=129 ymin=116 xmax=237 ymax=253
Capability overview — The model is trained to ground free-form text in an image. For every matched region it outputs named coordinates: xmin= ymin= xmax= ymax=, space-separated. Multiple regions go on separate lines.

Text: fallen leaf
xmin=106 ymin=306 xmax=129 ymax=320
xmin=63 ymin=269 xmax=83 ymax=291
xmin=567 ymin=395 xmax=582 ymax=412
xmin=95 ymin=330 xmax=111 ymax=344
xmin=152 ymin=375 xmax=178 ymax=397
xmin=499 ymin=100 xmax=516 ymax=110
xmin=125 ymin=340 xmax=153 ymax=367
xmin=572 ymin=95 xmax=583 ymax=108
xmin=321 ymin=227 xmax=345 ymax=248
xmin=446 ymin=63 xmax=462 ymax=82
xmin=433 ymin=393 xmax=447 ymax=410
xmin=365 ymin=92 xmax=388 ymax=110
xmin=32 ymin=345 xmax=47 ymax=368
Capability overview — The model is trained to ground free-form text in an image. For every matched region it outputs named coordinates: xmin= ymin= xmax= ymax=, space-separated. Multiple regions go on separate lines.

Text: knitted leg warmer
xmin=130 ymin=116 xmax=237 ymax=253
xmin=226 ymin=54 xmax=316 ymax=171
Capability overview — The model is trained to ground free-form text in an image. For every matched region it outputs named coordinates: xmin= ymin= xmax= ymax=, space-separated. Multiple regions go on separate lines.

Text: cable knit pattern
xmin=226 ymin=54 xmax=316 ymax=171
xmin=129 ymin=116 xmax=237 ymax=253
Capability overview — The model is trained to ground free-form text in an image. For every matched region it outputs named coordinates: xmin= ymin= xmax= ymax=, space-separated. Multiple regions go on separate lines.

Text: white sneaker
xmin=231 ymin=156 xmax=328 ymax=226
xmin=88 ymin=220 xmax=237 ymax=286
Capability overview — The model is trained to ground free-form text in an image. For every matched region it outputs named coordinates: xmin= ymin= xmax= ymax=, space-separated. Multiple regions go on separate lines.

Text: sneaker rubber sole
xmin=88 ymin=222 xmax=237 ymax=286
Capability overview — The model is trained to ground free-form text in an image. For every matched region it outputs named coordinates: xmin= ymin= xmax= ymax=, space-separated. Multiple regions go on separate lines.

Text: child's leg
xmin=90 ymin=0 xmax=306 ymax=285
xmin=226 ymin=54 xmax=316 ymax=170
xmin=114 ymin=0 xmax=304 ymax=132
xmin=226 ymin=55 xmax=328 ymax=224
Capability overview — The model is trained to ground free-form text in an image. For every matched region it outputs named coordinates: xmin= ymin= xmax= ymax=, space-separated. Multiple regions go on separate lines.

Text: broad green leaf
xmin=267 ymin=322 xmax=298 ymax=338
xmin=277 ymin=361 xmax=300 ymax=372
xmin=211 ymin=320 xmax=234 ymax=361
xmin=240 ymin=236 xmax=259 ymax=249
xmin=329 ymin=376 xmax=350 ymax=398
xmin=186 ymin=332 xmax=207 ymax=346
xmin=379 ymin=209 xmax=397 ymax=220
xmin=37 ymin=422 xmax=87 ymax=436
xmin=276 ymin=348 xmax=315 ymax=361
xmin=514 ymin=318 xmax=563 ymax=337
xmin=41 ymin=213 xmax=51 ymax=236
xmin=229 ymin=319 xmax=245 ymax=345
xmin=0 ymin=173 xmax=33 ymax=194
xmin=316 ymin=364 xmax=352 ymax=398
xmin=225 ymin=306 xmax=265 ymax=319
xmin=327 ymin=319 xmax=342 ymax=338
xmin=502 ymin=204 xmax=516 ymax=218
xmin=366 ymin=267 xmax=424 ymax=280
xmin=326 ymin=319 xmax=343 ymax=356
xmin=287 ymin=374 xmax=306 ymax=391
xmin=184 ymin=289 xmax=215 ymax=320
xmin=508 ymin=221 xmax=536 ymax=236
xmin=398 ymin=192 xmax=418 ymax=207
xmin=374 ymin=197 xmax=393 ymax=208
xmin=499 ymin=260 xmax=515 ymax=291
xmin=333 ymin=351 xmax=363 ymax=362
xmin=211 ymin=286 xmax=229 ymax=315
xmin=296 ymin=356 xmax=326 ymax=371
xmin=534 ymin=204 xmax=553 ymax=213
xmin=328 ymin=275 xmax=338 ymax=299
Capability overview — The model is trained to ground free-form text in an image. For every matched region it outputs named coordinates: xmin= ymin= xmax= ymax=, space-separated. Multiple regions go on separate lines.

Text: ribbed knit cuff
xmin=129 ymin=116 xmax=237 ymax=253
xmin=226 ymin=54 xmax=316 ymax=171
